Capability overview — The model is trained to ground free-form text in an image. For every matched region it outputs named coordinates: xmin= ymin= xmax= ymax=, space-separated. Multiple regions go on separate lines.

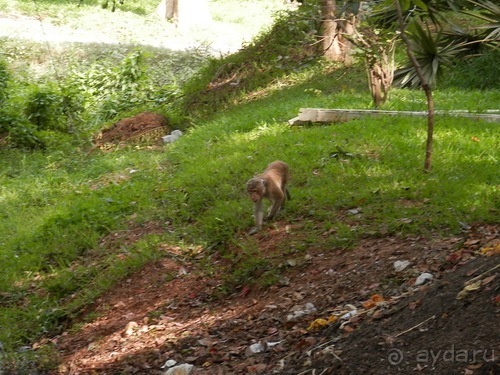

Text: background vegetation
xmin=0 ymin=0 xmax=498 ymax=371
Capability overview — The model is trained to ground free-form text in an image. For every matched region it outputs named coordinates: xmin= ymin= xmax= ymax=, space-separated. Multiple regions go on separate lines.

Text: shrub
xmin=24 ymin=84 xmax=66 ymax=132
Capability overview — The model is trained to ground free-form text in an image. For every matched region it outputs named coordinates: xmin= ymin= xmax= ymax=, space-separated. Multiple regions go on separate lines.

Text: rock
xmin=161 ymin=359 xmax=177 ymax=369
xmin=415 ymin=272 xmax=433 ymax=286
xmin=163 ymin=129 xmax=183 ymax=143
xmin=164 ymin=363 xmax=194 ymax=375
xmin=394 ymin=260 xmax=411 ymax=272
xmin=287 ymin=302 xmax=317 ymax=321
xmin=124 ymin=321 xmax=139 ymax=336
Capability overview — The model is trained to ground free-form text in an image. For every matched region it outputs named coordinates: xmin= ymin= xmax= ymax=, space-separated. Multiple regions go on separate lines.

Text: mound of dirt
xmin=48 ymin=224 xmax=498 ymax=374
xmin=94 ymin=112 xmax=169 ymax=145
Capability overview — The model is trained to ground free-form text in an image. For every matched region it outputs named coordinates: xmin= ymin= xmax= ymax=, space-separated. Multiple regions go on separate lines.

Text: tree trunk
xmin=394 ymin=0 xmax=435 ymax=172
xmin=365 ymin=41 xmax=395 ymax=108
xmin=321 ymin=0 xmax=338 ymax=60
xmin=158 ymin=0 xmax=178 ymax=21
xmin=320 ymin=0 xmax=355 ymax=64
xmin=157 ymin=0 xmax=211 ymax=30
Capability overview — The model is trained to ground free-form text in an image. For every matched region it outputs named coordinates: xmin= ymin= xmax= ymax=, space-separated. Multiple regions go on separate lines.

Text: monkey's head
xmin=246 ymin=177 xmax=266 ymax=202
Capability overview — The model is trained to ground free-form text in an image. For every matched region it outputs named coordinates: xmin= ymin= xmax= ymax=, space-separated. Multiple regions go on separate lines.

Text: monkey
xmin=246 ymin=160 xmax=291 ymax=235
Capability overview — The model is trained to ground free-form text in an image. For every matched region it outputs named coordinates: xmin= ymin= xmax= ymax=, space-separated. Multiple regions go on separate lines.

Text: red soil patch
xmin=94 ymin=112 xmax=169 ymax=145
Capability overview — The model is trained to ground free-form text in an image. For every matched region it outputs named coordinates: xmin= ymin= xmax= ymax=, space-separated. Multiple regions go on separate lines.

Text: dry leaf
xmin=307 ymin=318 xmax=328 ymax=331
xmin=362 ymin=294 xmax=384 ymax=309
xmin=464 ymin=281 xmax=482 ymax=291
xmin=409 ymin=300 xmax=421 ymax=310
xmin=362 ymin=300 xmax=376 ymax=309
xmin=327 ymin=315 xmax=338 ymax=324
xmin=456 ymin=290 xmax=469 ymax=300
xmin=343 ymin=325 xmax=354 ymax=333
xmin=464 ymin=239 xmax=481 ymax=246
xmin=482 ymin=274 xmax=496 ymax=285
xmin=480 ymin=244 xmax=500 ymax=256
xmin=247 ymin=364 xmax=267 ymax=373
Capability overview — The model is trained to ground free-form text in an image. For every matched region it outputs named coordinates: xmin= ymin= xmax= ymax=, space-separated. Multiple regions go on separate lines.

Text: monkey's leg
xmin=249 ymin=200 xmax=264 ymax=235
xmin=267 ymin=196 xmax=284 ymax=220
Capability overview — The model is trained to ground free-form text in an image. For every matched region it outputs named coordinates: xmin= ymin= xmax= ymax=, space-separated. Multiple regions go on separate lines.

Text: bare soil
xmin=48 ymin=223 xmax=499 ymax=374
xmin=94 ymin=112 xmax=169 ymax=146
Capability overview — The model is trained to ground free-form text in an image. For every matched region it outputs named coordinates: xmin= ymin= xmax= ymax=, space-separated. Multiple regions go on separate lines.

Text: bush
xmin=441 ymin=48 xmax=500 ymax=89
xmin=24 ymin=84 xmax=66 ymax=132
xmin=0 ymin=106 xmax=44 ymax=149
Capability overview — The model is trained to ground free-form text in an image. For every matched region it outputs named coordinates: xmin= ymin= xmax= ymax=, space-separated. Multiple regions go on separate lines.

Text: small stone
xmin=415 ymin=273 xmax=433 ymax=286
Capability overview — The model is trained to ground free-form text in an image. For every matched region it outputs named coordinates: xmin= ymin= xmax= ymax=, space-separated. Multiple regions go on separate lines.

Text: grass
xmin=0 ymin=0 xmax=499 ymax=370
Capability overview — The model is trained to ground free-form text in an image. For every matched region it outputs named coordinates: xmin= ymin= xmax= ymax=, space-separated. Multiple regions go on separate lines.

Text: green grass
xmin=0 ymin=0 xmax=499 ymax=369
xmin=1 ymin=60 xmax=499 ymax=353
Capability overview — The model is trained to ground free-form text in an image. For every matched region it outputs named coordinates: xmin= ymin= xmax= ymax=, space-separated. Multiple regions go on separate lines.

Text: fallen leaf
xmin=363 ymin=294 xmax=384 ymax=310
xmin=467 ymin=363 xmax=484 ymax=370
xmin=247 ymin=364 xmax=267 ymax=373
xmin=294 ymin=337 xmax=316 ymax=351
xmin=456 ymin=290 xmax=469 ymax=300
xmin=307 ymin=318 xmax=328 ymax=331
xmin=239 ymin=286 xmax=251 ymax=297
xmin=362 ymin=300 xmax=376 ymax=309
xmin=464 ymin=239 xmax=481 ymax=247
xmin=480 ymin=244 xmax=500 ymax=256
xmin=464 ymin=281 xmax=482 ymax=291
xmin=446 ymin=252 xmax=462 ymax=264
xmin=343 ymin=325 xmax=354 ymax=333
xmin=372 ymin=310 xmax=384 ymax=320
xmin=327 ymin=315 xmax=338 ymax=324
xmin=482 ymin=274 xmax=496 ymax=285
xmin=409 ymin=300 xmax=422 ymax=310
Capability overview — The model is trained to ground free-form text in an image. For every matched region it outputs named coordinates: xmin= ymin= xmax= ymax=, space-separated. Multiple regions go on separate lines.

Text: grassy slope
xmin=0 ymin=0 xmax=499 ymax=363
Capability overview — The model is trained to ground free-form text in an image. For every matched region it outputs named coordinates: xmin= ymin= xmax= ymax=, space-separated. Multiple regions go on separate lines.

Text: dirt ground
xmin=94 ymin=112 xmax=170 ymax=146
xmin=47 ymin=223 xmax=499 ymax=374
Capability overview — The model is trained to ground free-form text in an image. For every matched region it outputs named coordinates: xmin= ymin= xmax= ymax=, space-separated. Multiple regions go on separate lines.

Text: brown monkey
xmin=246 ymin=160 xmax=291 ymax=234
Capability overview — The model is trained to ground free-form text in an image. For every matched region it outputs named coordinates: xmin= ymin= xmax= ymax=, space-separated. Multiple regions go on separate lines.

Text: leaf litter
xmin=48 ymin=224 xmax=498 ymax=374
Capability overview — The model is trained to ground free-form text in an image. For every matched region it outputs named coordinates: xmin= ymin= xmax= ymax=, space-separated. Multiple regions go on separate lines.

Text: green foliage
xmin=0 ymin=78 xmax=85 ymax=149
xmin=394 ymin=21 xmax=467 ymax=88
xmin=0 ymin=60 xmax=9 ymax=105
xmin=464 ymin=0 xmax=500 ymax=45
xmin=24 ymin=84 xmax=66 ymax=132
xmin=441 ymin=47 xmax=499 ymax=89
xmin=0 ymin=102 xmax=44 ymax=149
xmin=68 ymin=49 xmax=150 ymax=121
xmin=371 ymin=0 xmax=498 ymax=89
